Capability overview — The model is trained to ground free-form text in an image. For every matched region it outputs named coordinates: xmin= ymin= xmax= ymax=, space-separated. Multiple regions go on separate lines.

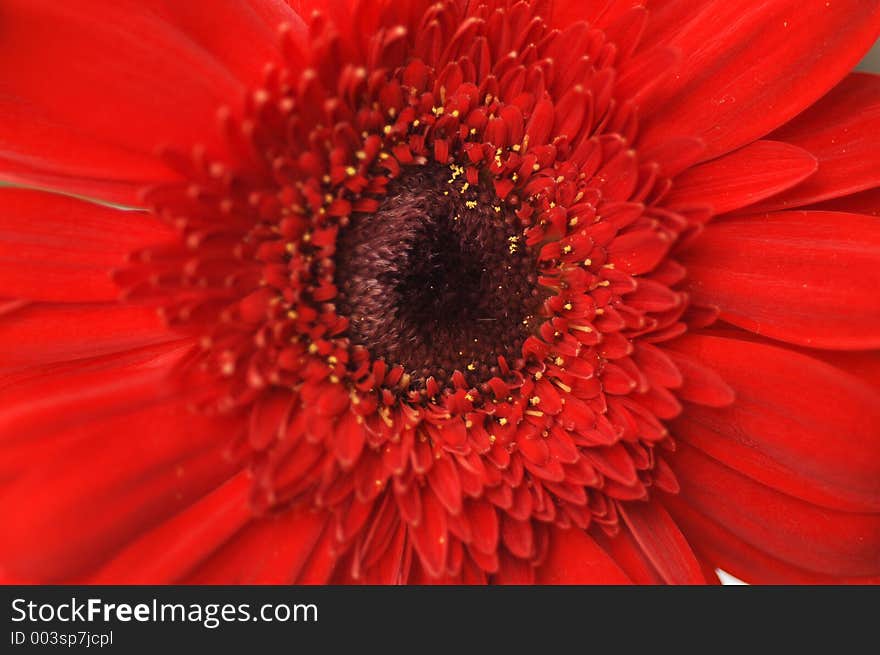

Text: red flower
xmin=1 ymin=0 xmax=879 ymax=585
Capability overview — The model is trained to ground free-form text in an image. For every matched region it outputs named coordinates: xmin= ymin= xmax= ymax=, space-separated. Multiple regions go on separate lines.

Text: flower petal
xmin=669 ymin=334 xmax=880 ymax=512
xmin=663 ymin=141 xmax=817 ymax=215
xmin=668 ymin=442 xmax=880 ymax=577
xmin=637 ymin=0 xmax=880 ymax=161
xmin=0 ymin=388 xmax=242 ymax=582
xmin=618 ymin=499 xmax=705 ymax=584
xmin=666 ymin=496 xmax=880 ymax=584
xmin=682 ymin=210 xmax=880 ymax=349
xmin=0 ymin=188 xmax=175 ymax=302
xmin=0 ymin=0 xmax=293 ymax=203
xmin=0 ymin=303 xmax=174 ymax=372
xmin=180 ymin=504 xmax=329 ymax=584
xmin=756 ymin=73 xmax=880 ymax=210
xmin=535 ymin=526 xmax=632 ymax=583
xmin=89 ymin=472 xmax=252 ymax=583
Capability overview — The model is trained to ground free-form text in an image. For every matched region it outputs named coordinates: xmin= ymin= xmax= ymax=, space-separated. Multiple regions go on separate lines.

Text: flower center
xmin=335 ymin=164 xmax=542 ymax=388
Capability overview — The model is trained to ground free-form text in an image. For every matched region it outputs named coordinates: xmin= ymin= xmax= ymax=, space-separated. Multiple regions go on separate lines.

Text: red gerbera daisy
xmin=1 ymin=0 xmax=879 ymax=585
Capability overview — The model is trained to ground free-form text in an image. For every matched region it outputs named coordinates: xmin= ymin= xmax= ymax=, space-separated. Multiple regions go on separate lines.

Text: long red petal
xmin=663 ymin=141 xmax=817 ymax=215
xmin=535 ymin=526 xmax=632 ymax=583
xmin=756 ymin=73 xmax=880 ymax=210
xmin=668 ymin=334 xmax=880 ymax=512
xmin=0 ymin=188 xmax=175 ymax=302
xmin=668 ymin=443 xmax=880 ymax=577
xmin=0 ymin=1 xmax=296 ymax=204
xmin=182 ymin=504 xmax=329 ymax=584
xmin=0 ymin=303 xmax=174 ymax=372
xmin=666 ymin=494 xmax=880 ymax=584
xmin=618 ymin=499 xmax=705 ymax=584
xmin=0 ymin=394 xmax=242 ymax=582
xmin=89 ymin=472 xmax=253 ymax=583
xmin=637 ymin=0 xmax=880 ymax=161
xmin=682 ymin=210 xmax=880 ymax=349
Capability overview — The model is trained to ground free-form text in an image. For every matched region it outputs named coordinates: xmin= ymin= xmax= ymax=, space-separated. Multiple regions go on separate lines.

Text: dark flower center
xmin=336 ymin=164 xmax=542 ymax=388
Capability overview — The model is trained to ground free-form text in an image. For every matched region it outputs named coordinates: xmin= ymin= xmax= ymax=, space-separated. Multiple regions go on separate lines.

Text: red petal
xmin=637 ymin=0 xmax=880 ymax=161
xmin=664 ymin=348 xmax=735 ymax=407
xmin=408 ymin=487 xmax=448 ymax=578
xmin=428 ymin=453 xmax=463 ymax=516
xmin=0 ymin=390 xmax=242 ymax=582
xmin=501 ymin=514 xmax=534 ymax=559
xmin=670 ymin=334 xmax=880 ymax=512
xmin=667 ymin=497 xmax=880 ymax=584
xmin=618 ymin=500 xmax=705 ymax=584
xmin=807 ymin=186 xmax=880 ymax=217
xmin=0 ymin=303 xmax=174 ymax=372
xmin=758 ymin=73 xmax=880 ymax=210
xmin=89 ymin=472 xmax=253 ymax=583
xmin=468 ymin=500 xmax=500 ymax=555
xmin=664 ymin=141 xmax=817 ymax=215
xmin=669 ymin=443 xmax=880 ymax=577
xmin=535 ymin=526 xmax=632 ymax=584
xmin=592 ymin=526 xmax=665 ymax=584
xmin=608 ymin=228 xmax=672 ymax=275
xmin=0 ymin=342 xmax=192 ymax=446
xmin=0 ymin=0 xmax=296 ymax=203
xmin=183 ymin=504 xmax=329 ymax=584
xmin=682 ymin=210 xmax=880 ymax=349
xmin=0 ymin=189 xmax=175 ymax=302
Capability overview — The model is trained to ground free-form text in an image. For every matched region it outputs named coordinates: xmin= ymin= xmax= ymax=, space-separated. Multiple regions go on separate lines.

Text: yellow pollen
xmin=489 ymin=435 xmax=497 ymax=444
xmin=498 ymin=417 xmax=508 ymax=426
xmin=555 ymin=357 xmax=565 ymax=366
xmin=287 ymin=310 xmax=299 ymax=319
xmin=308 ymin=343 xmax=318 ymax=354
xmin=467 ymin=362 xmax=476 ymax=371
xmin=345 ymin=166 xmax=357 ymax=176
xmin=562 ymin=245 xmax=572 ymax=254
xmin=529 ymin=396 xmax=541 ymax=405
xmin=383 ymin=125 xmax=392 ymax=135
xmin=564 ymin=302 xmax=573 ymax=311
xmin=329 ymin=375 xmax=340 ymax=384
